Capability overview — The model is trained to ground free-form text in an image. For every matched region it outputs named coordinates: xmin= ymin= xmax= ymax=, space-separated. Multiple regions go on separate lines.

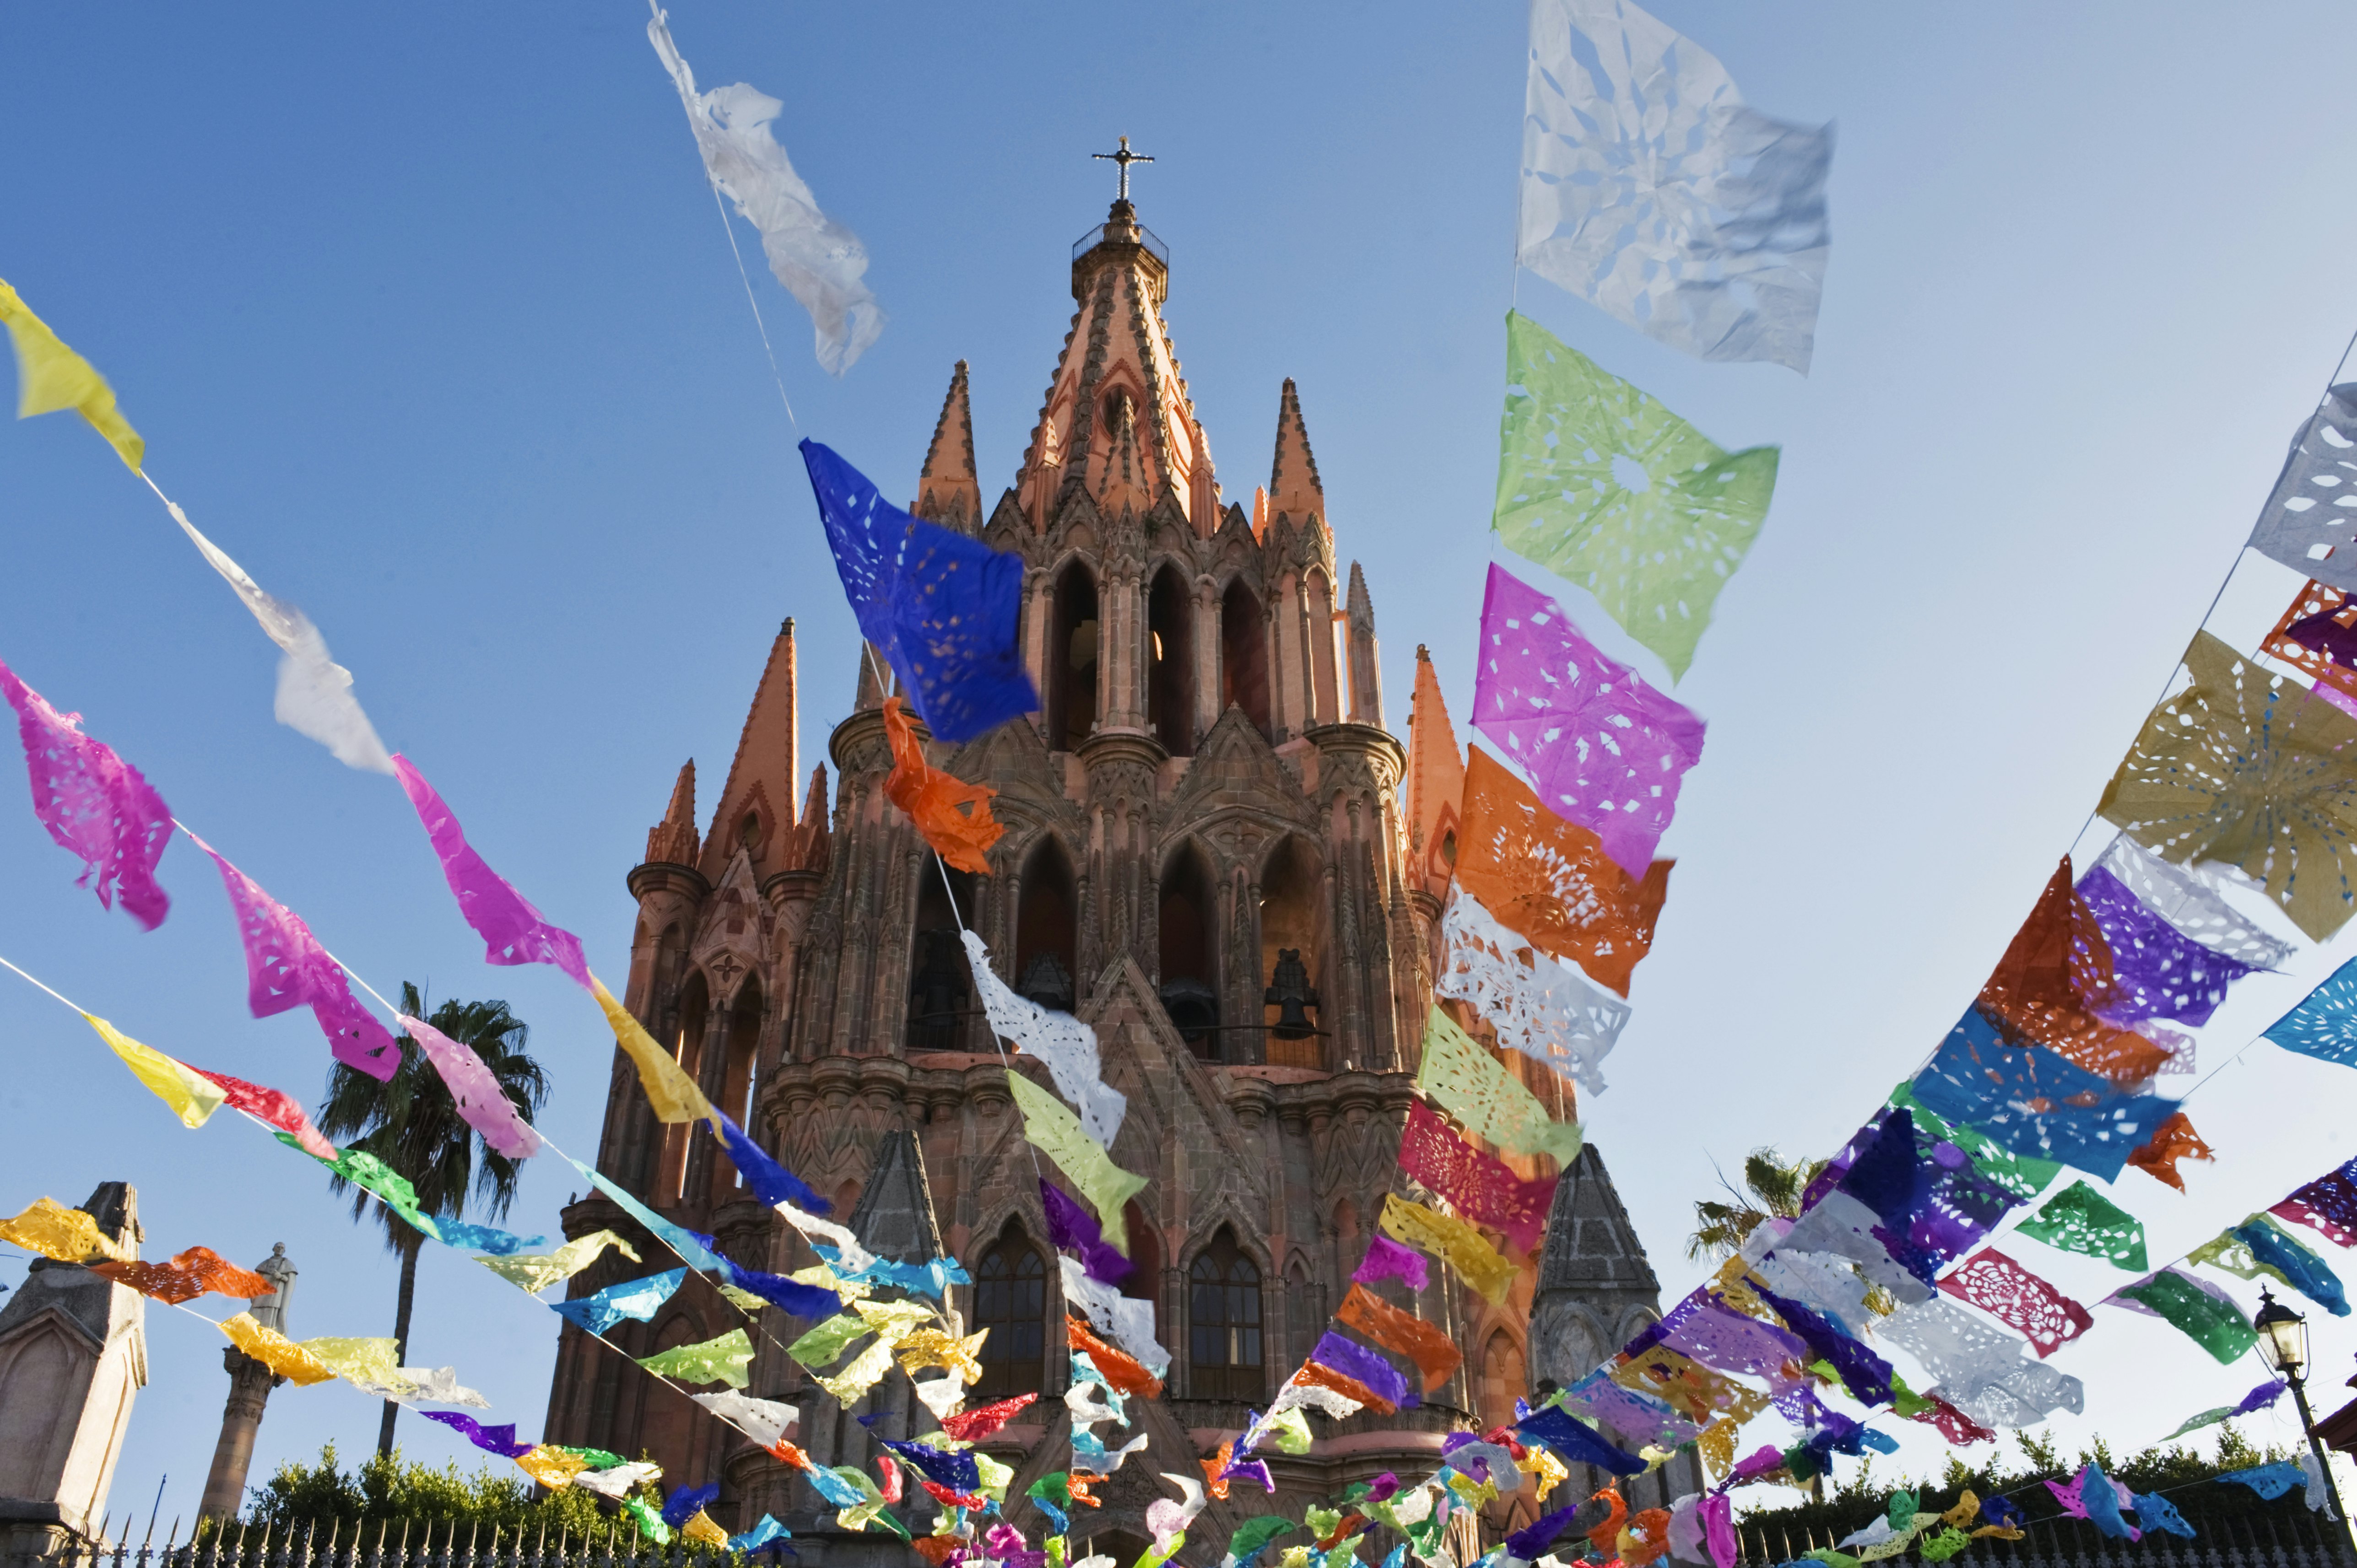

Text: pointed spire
xmin=914 ymin=361 xmax=982 ymax=528
xmin=1096 ymin=390 xmax=1150 ymax=517
xmin=843 ymin=1128 xmax=945 ymax=1264
xmin=784 ymin=762 xmax=831 ymax=876
xmin=1251 ymin=484 xmax=1270 ymax=541
xmin=1345 ymin=563 xmax=1382 ymax=727
xmin=699 ymin=619 xmax=800 ymax=881
xmin=1405 ymin=645 xmax=1464 ymax=900
xmin=853 ymin=640 xmax=890 ymax=713
xmin=645 ymin=760 xmax=699 ymax=867
xmin=1268 ymin=378 xmax=1324 ymax=523
xmin=1346 ymin=562 xmax=1375 ymax=631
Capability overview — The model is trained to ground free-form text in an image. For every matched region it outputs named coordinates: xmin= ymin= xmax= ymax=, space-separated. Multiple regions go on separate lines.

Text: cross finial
xmin=1092 ymin=136 xmax=1154 ymax=202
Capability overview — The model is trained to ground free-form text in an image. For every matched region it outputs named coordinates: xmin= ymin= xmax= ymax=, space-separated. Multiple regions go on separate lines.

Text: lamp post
xmin=2254 ymin=1285 xmax=2348 ymax=1525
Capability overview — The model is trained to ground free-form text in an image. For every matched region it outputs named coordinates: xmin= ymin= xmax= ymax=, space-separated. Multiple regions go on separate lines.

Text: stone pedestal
xmin=198 ymin=1351 xmax=278 ymax=1521
xmin=0 ymin=1183 xmax=146 ymax=1549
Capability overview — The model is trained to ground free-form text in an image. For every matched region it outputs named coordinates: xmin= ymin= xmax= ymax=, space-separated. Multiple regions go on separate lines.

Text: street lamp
xmin=2254 ymin=1286 xmax=2348 ymax=1525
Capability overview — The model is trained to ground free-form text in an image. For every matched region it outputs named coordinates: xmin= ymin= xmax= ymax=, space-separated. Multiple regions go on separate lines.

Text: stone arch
xmin=655 ymin=970 xmax=710 ymax=1200
xmin=1119 ymin=1200 xmax=1163 ymax=1334
xmin=1156 ymin=836 xmax=1218 ymax=1056
xmin=908 ymin=864 xmax=977 ymax=1053
xmin=1185 ymin=1224 xmax=1266 ymax=1401
xmin=1047 ymin=557 xmax=1100 ymax=750
xmin=1219 ymin=576 xmax=1271 ymax=739
xmin=1014 ymin=834 xmax=1079 ymax=1013
xmin=1306 ymin=566 xmax=1339 ymax=727
xmin=708 ymin=974 xmax=762 ymax=1206
xmin=1146 ymin=560 xmax=1197 ymax=755
xmin=972 ymin=1218 xmax=1048 ymax=1401
xmin=1256 ymin=834 xmax=1325 ymax=1068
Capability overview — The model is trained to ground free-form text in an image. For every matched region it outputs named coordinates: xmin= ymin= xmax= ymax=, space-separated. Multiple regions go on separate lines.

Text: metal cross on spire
xmin=1092 ymin=136 xmax=1154 ymax=202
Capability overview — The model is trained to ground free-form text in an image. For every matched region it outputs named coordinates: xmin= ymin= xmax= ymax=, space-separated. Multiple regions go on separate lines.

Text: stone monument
xmin=0 ymin=1182 xmax=147 ymax=1556
xmin=199 ymin=1244 xmax=298 ymax=1522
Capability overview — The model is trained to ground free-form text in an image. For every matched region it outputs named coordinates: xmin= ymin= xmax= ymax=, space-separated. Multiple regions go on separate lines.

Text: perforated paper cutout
xmin=1935 ymin=1248 xmax=2092 ymax=1358
xmin=2245 ymin=385 xmax=2357 ymax=590
xmin=1415 ymin=1006 xmax=1583 ymax=1164
xmin=2098 ymin=631 xmax=2357 ymax=942
xmin=1436 ymin=890 xmax=1630 ymax=1096
xmin=1458 ymin=748 xmax=1671 ymax=997
xmin=1492 ymin=313 xmax=1779 ymax=677
xmin=966 ymin=932 xmax=1124 ymax=1146
xmin=1876 ymin=1298 xmax=2084 ymax=1429
xmin=1472 ymin=563 xmax=1706 ymax=876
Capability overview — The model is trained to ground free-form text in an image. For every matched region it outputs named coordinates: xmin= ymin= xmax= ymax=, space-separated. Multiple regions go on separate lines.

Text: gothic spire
xmin=1405 ymin=645 xmax=1465 ymax=902
xmin=1016 ymin=192 xmax=1219 ymax=535
xmin=1268 ymin=377 xmax=1324 ymax=524
xmin=646 ymin=760 xmax=699 ymax=867
xmin=699 ymin=619 xmax=799 ymax=881
xmin=914 ymin=361 xmax=981 ymax=528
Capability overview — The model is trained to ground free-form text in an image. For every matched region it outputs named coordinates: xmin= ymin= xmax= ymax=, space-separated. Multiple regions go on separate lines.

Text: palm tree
xmin=319 ymin=983 xmax=549 ymax=1459
xmin=1686 ymin=1148 xmax=1827 ymax=1264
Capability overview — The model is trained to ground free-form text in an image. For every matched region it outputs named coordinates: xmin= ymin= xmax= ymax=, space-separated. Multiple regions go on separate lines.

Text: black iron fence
xmin=1737 ymin=1506 xmax=2355 ymax=1568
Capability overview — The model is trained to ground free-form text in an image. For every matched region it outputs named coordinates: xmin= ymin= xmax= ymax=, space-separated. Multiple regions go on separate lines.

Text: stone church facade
xmin=543 ymin=196 xmax=1690 ymax=1559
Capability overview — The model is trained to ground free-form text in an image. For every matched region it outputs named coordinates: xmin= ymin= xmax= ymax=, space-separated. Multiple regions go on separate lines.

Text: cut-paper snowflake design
xmin=2264 ymin=580 xmax=2357 ymax=706
xmin=1876 ymin=1298 xmax=2084 ymax=1430
xmin=2263 ymin=951 xmax=2357 ymax=1068
xmin=2246 ymin=384 xmax=2357 ymax=591
xmin=2092 ymin=835 xmax=2296 ymax=970
xmin=1491 ymin=312 xmax=1779 ymax=678
xmin=1472 ymin=563 xmax=1707 ymax=877
xmin=1518 ymin=0 xmax=1831 ymax=374
xmin=1434 ymin=890 xmax=1631 ymax=1096
xmin=2099 ymin=630 xmax=2357 ymax=942
xmin=1935 ymin=1248 xmax=2092 ymax=1359
xmin=962 ymin=931 xmax=1125 ymax=1145
xmin=1458 ymin=747 xmax=1671 ymax=996
xmin=1399 ymin=1100 xmax=1555 ymax=1253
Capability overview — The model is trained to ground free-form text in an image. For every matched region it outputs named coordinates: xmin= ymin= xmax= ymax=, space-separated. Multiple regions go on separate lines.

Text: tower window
xmin=973 ymin=1229 xmax=1046 ymax=1401
xmin=1220 ymin=580 xmax=1270 ymax=739
xmin=1188 ymin=1229 xmax=1262 ymax=1401
xmin=1049 ymin=562 xmax=1100 ymax=750
xmin=908 ymin=867 xmax=975 ymax=1053
xmin=1147 ymin=564 xmax=1196 ymax=756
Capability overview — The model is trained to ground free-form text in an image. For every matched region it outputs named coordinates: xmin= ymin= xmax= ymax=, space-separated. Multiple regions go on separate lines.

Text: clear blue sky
xmin=6 ymin=0 xmax=2357 ymax=1530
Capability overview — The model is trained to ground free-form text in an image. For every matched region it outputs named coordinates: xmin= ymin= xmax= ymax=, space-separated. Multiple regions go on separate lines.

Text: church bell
xmin=1264 ymin=948 xmax=1320 ymax=1039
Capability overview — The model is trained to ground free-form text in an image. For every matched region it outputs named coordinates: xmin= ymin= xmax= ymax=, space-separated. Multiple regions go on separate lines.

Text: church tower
xmin=546 ymin=185 xmax=1674 ymax=1558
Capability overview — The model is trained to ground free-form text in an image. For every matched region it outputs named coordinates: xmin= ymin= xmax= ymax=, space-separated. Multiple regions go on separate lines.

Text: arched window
xmin=1219 ymin=580 xmax=1270 ymax=738
xmin=908 ymin=866 xmax=976 ymax=1053
xmin=1479 ymin=1329 xmax=1526 ymax=1433
xmin=1147 ymin=564 xmax=1196 ymax=756
xmin=709 ymin=978 xmax=762 ymax=1204
xmin=1188 ymin=1229 xmax=1263 ymax=1401
xmin=1259 ymin=837 xmax=1323 ymax=1070
xmin=656 ymin=971 xmax=709 ymax=1198
xmin=1120 ymin=1201 xmax=1163 ymax=1338
xmin=1015 ymin=838 xmax=1078 ymax=1013
xmin=1049 ymin=561 xmax=1100 ymax=750
xmin=973 ymin=1228 xmax=1046 ymax=1401
xmin=1306 ymin=568 xmax=1339 ymax=728
xmin=1157 ymin=843 xmax=1217 ymax=1057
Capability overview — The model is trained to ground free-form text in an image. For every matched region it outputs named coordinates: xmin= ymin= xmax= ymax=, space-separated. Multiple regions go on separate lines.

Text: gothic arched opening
xmin=709 ymin=977 xmax=762 ymax=1204
xmin=1187 ymin=1228 xmax=1263 ymax=1401
xmin=1219 ymin=579 xmax=1270 ymax=739
xmin=1259 ymin=837 xmax=1324 ymax=1070
xmin=1015 ymin=837 xmax=1078 ymax=1013
xmin=972 ymin=1223 xmax=1046 ymax=1401
xmin=1048 ymin=560 xmax=1100 ymax=751
xmin=1120 ymin=1201 xmax=1162 ymax=1338
xmin=1157 ymin=842 xmax=1218 ymax=1058
xmin=1146 ymin=563 xmax=1196 ymax=756
xmin=1306 ymin=568 xmax=1339 ymax=728
xmin=908 ymin=866 xmax=976 ymax=1053
xmin=656 ymin=970 xmax=709 ymax=1198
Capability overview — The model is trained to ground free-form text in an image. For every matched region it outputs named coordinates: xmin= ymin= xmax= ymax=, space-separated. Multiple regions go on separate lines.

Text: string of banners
xmin=11 ymin=0 xmax=2357 ymax=1565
